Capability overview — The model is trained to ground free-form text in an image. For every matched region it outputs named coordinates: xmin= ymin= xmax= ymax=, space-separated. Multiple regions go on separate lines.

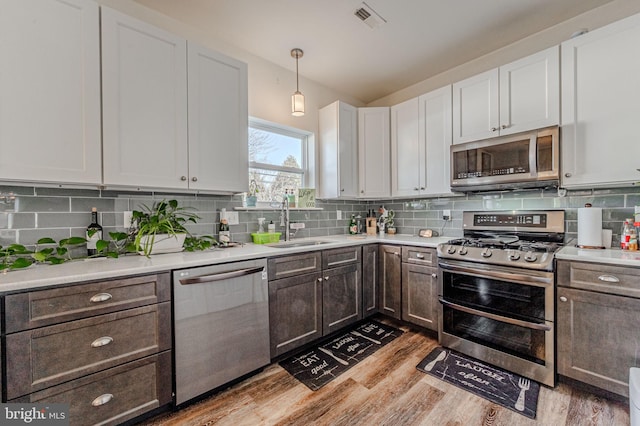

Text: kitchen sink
xmin=265 ymin=240 xmax=331 ymax=248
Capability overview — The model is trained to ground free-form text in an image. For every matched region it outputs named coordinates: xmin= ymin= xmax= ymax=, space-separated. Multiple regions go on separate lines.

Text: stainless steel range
xmin=437 ymin=210 xmax=565 ymax=387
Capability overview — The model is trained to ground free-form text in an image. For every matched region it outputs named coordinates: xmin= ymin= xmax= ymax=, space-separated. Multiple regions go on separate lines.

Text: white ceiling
xmin=134 ymin=0 xmax=613 ymax=103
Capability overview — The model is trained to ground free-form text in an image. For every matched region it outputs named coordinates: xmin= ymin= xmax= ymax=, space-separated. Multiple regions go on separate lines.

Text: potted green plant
xmin=385 ymin=210 xmax=396 ymax=234
xmin=246 ymin=179 xmax=259 ymax=207
xmin=132 ymin=199 xmax=200 ymax=257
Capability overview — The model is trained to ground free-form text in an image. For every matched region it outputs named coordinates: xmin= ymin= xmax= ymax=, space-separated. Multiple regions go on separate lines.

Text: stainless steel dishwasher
xmin=173 ymin=258 xmax=270 ymax=405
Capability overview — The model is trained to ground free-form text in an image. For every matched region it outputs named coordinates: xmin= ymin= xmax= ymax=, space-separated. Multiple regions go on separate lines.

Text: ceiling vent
xmin=354 ymin=2 xmax=386 ymax=30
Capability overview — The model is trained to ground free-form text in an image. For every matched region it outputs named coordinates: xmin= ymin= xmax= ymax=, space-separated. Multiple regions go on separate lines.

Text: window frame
xmin=248 ymin=117 xmax=314 ymax=196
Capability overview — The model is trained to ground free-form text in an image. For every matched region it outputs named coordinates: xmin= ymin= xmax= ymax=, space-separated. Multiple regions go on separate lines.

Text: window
xmin=249 ymin=118 xmax=313 ymax=202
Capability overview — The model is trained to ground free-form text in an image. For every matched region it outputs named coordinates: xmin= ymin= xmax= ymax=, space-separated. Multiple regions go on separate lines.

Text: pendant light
xmin=291 ymin=48 xmax=304 ymax=117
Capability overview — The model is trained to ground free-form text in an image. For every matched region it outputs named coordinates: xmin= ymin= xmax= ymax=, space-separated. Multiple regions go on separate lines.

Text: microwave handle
xmin=529 ymin=134 xmax=538 ymax=178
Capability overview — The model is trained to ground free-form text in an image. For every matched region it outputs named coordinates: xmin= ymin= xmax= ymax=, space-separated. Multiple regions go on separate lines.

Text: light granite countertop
xmin=0 ymin=234 xmax=451 ymax=293
xmin=556 ymin=245 xmax=640 ymax=268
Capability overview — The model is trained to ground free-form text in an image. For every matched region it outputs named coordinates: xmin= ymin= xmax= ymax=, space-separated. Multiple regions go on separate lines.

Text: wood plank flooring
xmin=139 ymin=318 xmax=630 ymax=426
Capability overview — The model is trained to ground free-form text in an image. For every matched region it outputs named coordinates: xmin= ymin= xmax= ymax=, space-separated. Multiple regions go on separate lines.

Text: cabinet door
xmin=419 ymin=85 xmax=454 ymax=196
xmin=557 ymin=286 xmax=640 ymax=397
xmin=187 ymin=42 xmax=248 ymax=193
xmin=391 ymin=98 xmax=421 ymax=197
xmin=561 ymin=14 xmax=640 ymax=188
xmin=268 ymin=272 xmax=323 ymax=357
xmin=401 ymin=263 xmax=438 ymax=331
xmin=318 ymin=101 xmax=358 ymax=199
xmin=322 ymin=263 xmax=362 ymax=335
xmin=358 ymin=107 xmax=390 ymax=198
xmin=362 ymin=244 xmax=379 ymax=317
xmin=101 ymin=7 xmax=188 ymax=189
xmin=452 ymin=69 xmax=499 ymax=144
xmin=378 ymin=245 xmax=401 ymax=319
xmin=499 ymin=46 xmax=559 ymax=135
xmin=0 ymin=0 xmax=101 ymax=185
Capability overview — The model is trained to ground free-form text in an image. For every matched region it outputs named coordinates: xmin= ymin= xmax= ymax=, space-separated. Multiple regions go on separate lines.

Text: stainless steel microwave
xmin=450 ymin=126 xmax=559 ymax=192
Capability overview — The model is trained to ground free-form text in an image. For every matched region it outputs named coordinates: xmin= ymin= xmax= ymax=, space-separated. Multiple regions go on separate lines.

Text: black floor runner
xmin=417 ymin=346 xmax=540 ymax=419
xmin=280 ymin=320 xmax=402 ymax=391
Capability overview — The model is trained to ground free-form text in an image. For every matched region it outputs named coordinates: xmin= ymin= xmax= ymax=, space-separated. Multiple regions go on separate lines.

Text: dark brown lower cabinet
xmin=10 ymin=352 xmax=172 ymax=426
xmin=378 ymin=244 xmax=401 ymax=319
xmin=557 ymin=260 xmax=640 ymax=397
xmin=268 ymin=247 xmax=362 ymax=358
xmin=401 ymin=262 xmax=438 ymax=331
xmin=362 ymin=244 xmax=379 ymax=317
xmin=268 ymin=271 xmax=323 ymax=358
xmin=2 ymin=273 xmax=172 ymax=425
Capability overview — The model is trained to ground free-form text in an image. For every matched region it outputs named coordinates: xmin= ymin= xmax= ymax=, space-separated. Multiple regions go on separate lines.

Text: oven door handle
xmin=439 ymin=298 xmax=552 ymax=331
xmin=438 ymin=261 xmax=553 ymax=286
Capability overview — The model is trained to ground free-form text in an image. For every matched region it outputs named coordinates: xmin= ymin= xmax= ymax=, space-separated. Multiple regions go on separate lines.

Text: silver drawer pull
xmin=91 ymin=393 xmax=113 ymax=407
xmin=91 ymin=336 xmax=113 ymax=348
xmin=598 ymin=275 xmax=620 ymax=283
xmin=90 ymin=293 xmax=113 ymax=303
xmin=415 ymin=253 xmax=425 ymax=259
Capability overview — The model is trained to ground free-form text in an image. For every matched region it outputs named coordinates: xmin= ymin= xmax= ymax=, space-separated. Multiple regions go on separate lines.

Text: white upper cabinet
xmin=391 ymin=98 xmax=421 ymax=197
xmin=453 ymin=46 xmax=559 ymax=144
xmin=391 ymin=87 xmax=454 ymax=198
xmin=358 ymin=107 xmax=390 ymax=198
xmin=419 ymin=86 xmax=454 ymax=196
xmin=101 ymin=7 xmax=189 ymax=190
xmin=187 ymin=43 xmax=248 ymax=193
xmin=318 ymin=101 xmax=358 ymax=199
xmin=561 ymin=14 xmax=640 ymax=188
xmin=0 ymin=0 xmax=101 ymax=185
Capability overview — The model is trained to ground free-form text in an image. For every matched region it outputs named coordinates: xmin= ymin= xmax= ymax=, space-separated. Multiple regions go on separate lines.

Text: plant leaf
xmin=32 ymin=252 xmax=48 ymax=262
xmin=37 ymin=237 xmax=57 ymax=245
xmin=96 ymin=240 xmax=110 ymax=252
xmin=47 ymin=257 xmax=65 ymax=265
xmin=11 ymin=257 xmax=33 ymax=269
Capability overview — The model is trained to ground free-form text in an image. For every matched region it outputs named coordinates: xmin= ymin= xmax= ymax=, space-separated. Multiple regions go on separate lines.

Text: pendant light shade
xmin=291 ymin=48 xmax=304 ymax=117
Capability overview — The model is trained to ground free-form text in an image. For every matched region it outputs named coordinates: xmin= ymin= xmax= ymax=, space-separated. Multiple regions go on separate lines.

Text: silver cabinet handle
xmin=360 ymin=190 xmax=364 ymax=194
xmin=420 ymin=187 xmax=425 ymax=190
xmin=501 ymin=124 xmax=508 ymax=129
xmin=414 ymin=187 xmax=419 ymax=191
xmin=91 ymin=394 xmax=113 ymax=407
xmin=431 ymin=273 xmax=437 ymax=278
xmin=564 ymin=173 xmax=572 ymax=178
xmin=91 ymin=336 xmax=113 ymax=348
xmin=181 ymin=176 xmax=187 ymax=181
xmin=89 ymin=293 xmax=112 ymax=303
xmin=440 ymin=298 xmax=551 ymax=331
xmin=491 ymin=127 xmax=499 ymax=132
xmin=415 ymin=253 xmax=425 ymax=259
xmin=192 ymin=177 xmax=198 ymax=182
xmin=598 ymin=274 xmax=620 ymax=283
xmin=324 ymin=276 xmax=329 ymax=281
xmin=317 ymin=277 xmax=323 ymax=282
xmin=560 ymin=296 xmax=568 ymax=302
xmin=340 ymin=188 xmax=345 ymax=192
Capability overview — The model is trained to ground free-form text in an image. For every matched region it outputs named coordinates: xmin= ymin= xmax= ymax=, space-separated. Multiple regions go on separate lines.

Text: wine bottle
xmin=86 ymin=207 xmax=103 ymax=256
xmin=219 ymin=218 xmax=230 ymax=246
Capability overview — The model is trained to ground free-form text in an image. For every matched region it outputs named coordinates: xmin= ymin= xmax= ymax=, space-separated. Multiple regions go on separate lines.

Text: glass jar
xmin=621 ymin=219 xmax=638 ymax=250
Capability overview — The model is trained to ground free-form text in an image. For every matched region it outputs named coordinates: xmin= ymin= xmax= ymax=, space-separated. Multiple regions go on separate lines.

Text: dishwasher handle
xmin=179 ymin=266 xmax=265 ymax=285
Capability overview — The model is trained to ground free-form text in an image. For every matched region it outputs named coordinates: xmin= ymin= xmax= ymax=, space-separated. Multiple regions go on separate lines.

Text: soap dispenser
xmin=258 ymin=218 xmax=266 ymax=234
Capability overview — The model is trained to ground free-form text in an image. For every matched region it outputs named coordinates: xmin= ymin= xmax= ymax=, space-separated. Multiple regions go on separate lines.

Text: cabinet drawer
xmin=557 ymin=260 xmax=640 ymax=298
xmin=268 ymin=251 xmax=322 ymax=280
xmin=402 ymin=246 xmax=436 ymax=266
xmin=322 ymin=246 xmax=361 ymax=269
xmin=6 ymin=302 xmax=171 ymax=399
xmin=5 ymin=273 xmax=170 ymax=333
xmin=10 ymin=351 xmax=172 ymax=426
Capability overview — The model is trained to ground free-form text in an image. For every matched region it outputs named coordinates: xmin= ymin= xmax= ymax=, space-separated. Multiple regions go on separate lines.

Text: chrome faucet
xmin=280 ymin=195 xmax=290 ymax=241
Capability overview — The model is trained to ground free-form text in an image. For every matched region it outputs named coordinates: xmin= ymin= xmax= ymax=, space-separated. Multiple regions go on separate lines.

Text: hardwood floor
xmin=139 ymin=319 xmax=630 ymax=426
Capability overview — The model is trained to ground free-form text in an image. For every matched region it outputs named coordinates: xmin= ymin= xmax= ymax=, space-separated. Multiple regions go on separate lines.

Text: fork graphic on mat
xmin=515 ymin=378 xmax=530 ymax=411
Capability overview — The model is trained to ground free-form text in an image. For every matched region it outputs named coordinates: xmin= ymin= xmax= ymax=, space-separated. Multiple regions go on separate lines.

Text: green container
xmin=251 ymin=232 xmax=281 ymax=244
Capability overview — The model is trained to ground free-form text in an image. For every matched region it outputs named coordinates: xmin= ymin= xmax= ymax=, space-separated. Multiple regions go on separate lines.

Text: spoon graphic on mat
xmin=318 ymin=347 xmax=349 ymax=366
xmin=351 ymin=330 xmax=381 ymax=344
xmin=424 ymin=349 xmax=447 ymax=371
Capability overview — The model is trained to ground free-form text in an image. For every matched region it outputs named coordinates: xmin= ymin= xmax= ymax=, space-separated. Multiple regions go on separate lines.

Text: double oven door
xmin=438 ymin=258 xmax=555 ymax=387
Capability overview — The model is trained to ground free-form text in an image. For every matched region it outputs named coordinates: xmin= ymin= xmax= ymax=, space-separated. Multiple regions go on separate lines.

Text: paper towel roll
xmin=577 ymin=207 xmax=603 ymax=248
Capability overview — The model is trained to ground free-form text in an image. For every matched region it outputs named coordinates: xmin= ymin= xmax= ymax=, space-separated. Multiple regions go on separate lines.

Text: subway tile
xmin=413 ymin=211 xmax=439 ymax=219
xmin=452 ymin=199 xmax=483 ymax=211
xmin=0 ymin=213 xmax=36 ymax=229
xmin=35 ymin=187 xmax=100 ymax=197
xmin=71 ymin=198 xmax=120 ymax=213
xmin=522 ymin=198 xmax=557 ymax=209
xmin=482 ymin=198 xmax=523 ymax=210
xmin=0 ymin=230 xmax=16 ymax=245
xmin=37 ymin=212 xmax=88 ymax=228
xmin=0 ymin=185 xmax=35 ymax=196
xmin=17 ymin=196 xmax=70 ymax=213
xmin=18 ymin=228 xmax=71 ymax=246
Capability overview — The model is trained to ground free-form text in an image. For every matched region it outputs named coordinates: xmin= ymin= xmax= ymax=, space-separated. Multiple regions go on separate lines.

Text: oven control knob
xmin=481 ymin=248 xmax=492 ymax=258
xmin=447 ymin=245 xmax=457 ymax=255
xmin=458 ymin=246 xmax=468 ymax=255
xmin=508 ymin=252 xmax=520 ymax=261
xmin=524 ymin=251 xmax=538 ymax=262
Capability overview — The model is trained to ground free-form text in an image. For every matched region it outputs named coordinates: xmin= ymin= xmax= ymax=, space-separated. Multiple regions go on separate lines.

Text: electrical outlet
xmin=123 ymin=211 xmax=133 ymax=228
xmin=221 ymin=210 xmax=239 ymax=225
xmin=443 ymin=209 xmax=451 ymax=221
xmin=336 ymin=210 xmax=342 ymax=220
